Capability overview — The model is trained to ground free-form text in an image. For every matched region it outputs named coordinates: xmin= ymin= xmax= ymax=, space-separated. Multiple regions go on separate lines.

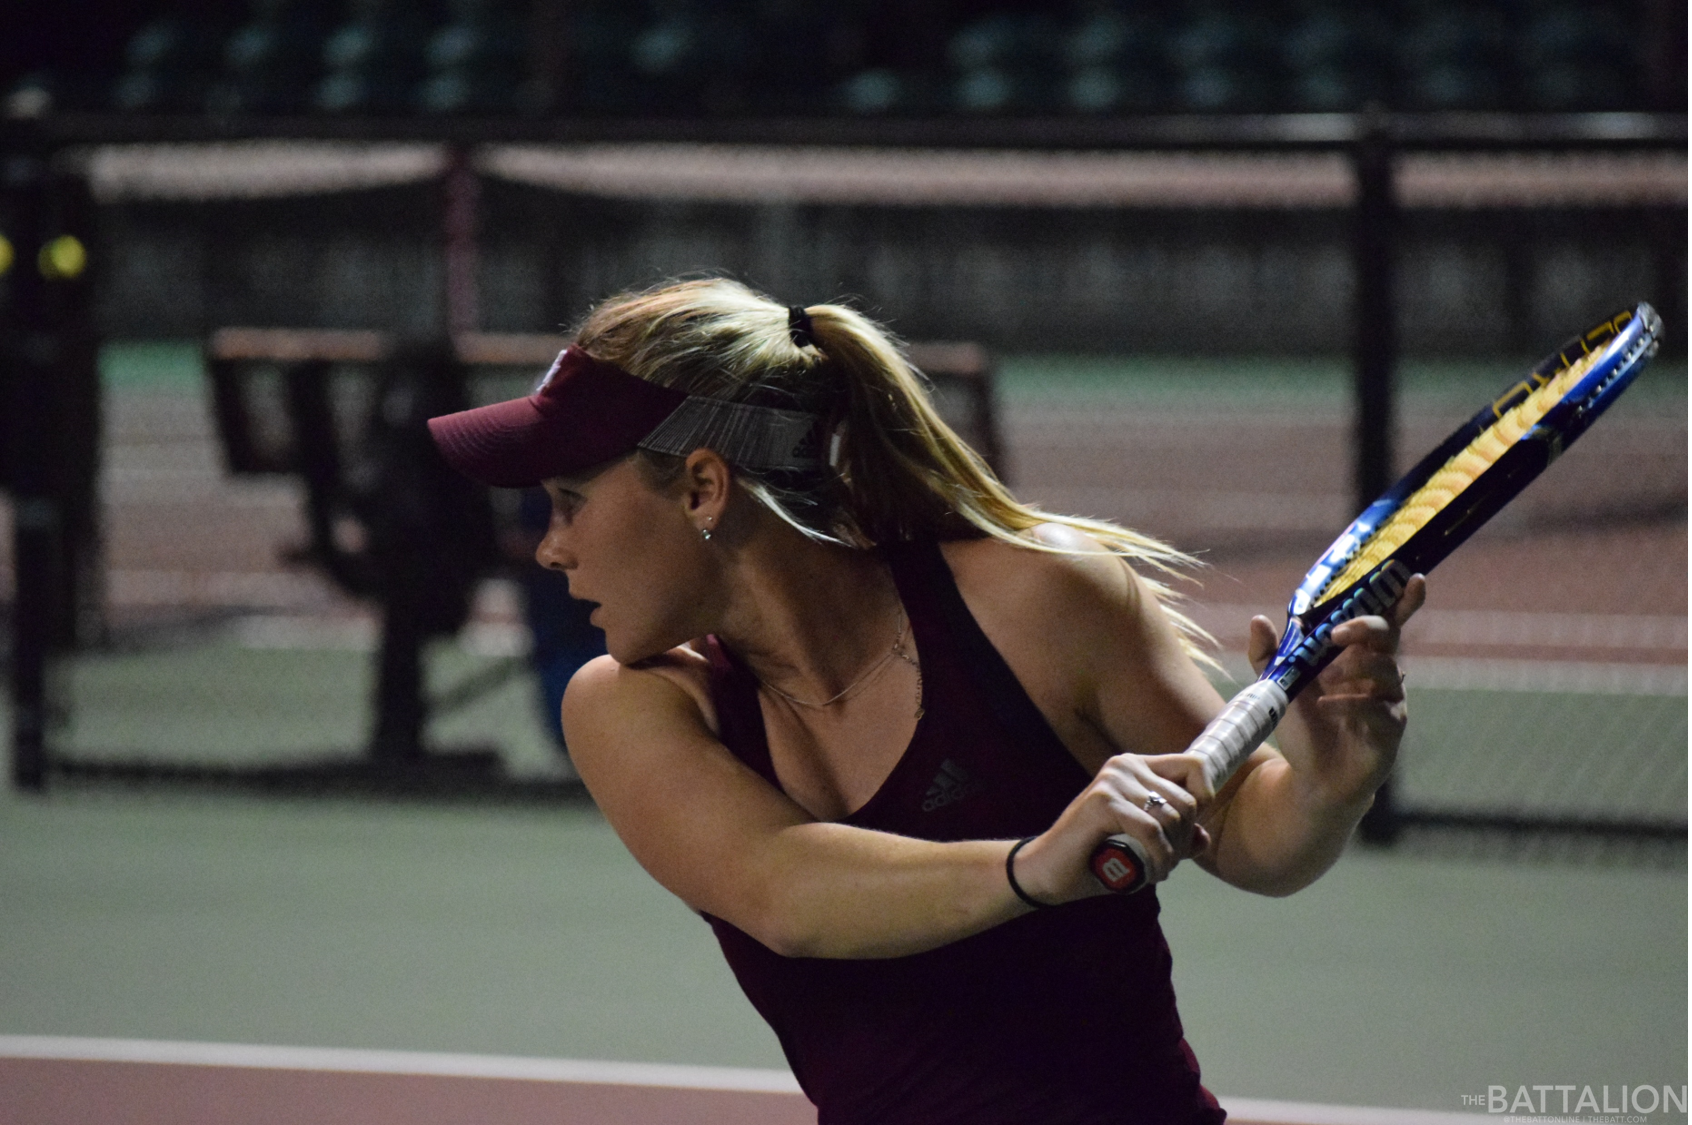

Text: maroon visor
xmin=427 ymin=347 xmax=687 ymax=488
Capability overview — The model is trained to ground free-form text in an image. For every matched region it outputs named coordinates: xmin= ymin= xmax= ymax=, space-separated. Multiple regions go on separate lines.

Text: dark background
xmin=5 ymin=0 xmax=1686 ymax=117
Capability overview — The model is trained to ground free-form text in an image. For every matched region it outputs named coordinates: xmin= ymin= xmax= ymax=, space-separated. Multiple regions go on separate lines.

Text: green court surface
xmin=0 ymin=767 xmax=1684 ymax=1116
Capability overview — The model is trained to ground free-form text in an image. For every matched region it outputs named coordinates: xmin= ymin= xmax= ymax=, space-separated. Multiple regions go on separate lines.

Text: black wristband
xmin=1005 ymin=836 xmax=1049 ymax=909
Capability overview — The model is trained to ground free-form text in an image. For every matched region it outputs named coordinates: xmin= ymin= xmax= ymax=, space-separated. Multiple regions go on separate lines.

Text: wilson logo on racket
xmin=1097 ymin=853 xmax=1138 ymax=890
xmin=1276 ymin=561 xmax=1411 ymax=685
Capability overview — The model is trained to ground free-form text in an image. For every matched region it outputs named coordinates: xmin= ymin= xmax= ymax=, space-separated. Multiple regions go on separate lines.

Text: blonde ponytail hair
xmin=572 ymin=278 xmax=1214 ymax=662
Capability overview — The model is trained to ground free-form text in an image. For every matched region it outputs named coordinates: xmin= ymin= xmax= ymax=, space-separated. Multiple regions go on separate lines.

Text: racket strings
xmin=1313 ymin=347 xmax=1605 ymax=604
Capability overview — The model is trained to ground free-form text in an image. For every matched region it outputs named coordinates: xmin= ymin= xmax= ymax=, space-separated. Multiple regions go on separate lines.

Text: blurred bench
xmin=200 ymin=328 xmax=1003 ymax=792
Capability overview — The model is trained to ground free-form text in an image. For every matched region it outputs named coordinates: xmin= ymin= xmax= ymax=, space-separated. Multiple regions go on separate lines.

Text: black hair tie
xmin=787 ymin=305 xmax=816 ymax=349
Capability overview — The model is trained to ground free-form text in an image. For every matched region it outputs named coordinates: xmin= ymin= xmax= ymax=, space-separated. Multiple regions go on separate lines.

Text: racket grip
xmin=1189 ymin=680 xmax=1289 ymax=793
xmin=1087 ymin=680 xmax=1288 ymax=896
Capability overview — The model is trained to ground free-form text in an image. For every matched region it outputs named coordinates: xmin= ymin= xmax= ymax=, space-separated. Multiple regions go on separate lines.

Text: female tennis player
xmin=428 ymin=278 xmax=1422 ymax=1124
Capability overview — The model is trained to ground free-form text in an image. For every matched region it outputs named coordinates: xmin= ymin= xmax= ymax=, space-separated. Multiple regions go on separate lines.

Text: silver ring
xmin=1144 ymin=793 xmax=1167 ymax=812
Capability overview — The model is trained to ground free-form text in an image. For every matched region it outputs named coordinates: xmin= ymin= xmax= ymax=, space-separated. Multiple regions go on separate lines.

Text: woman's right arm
xmin=565 ymin=654 xmax=1025 ymax=958
xmin=564 ymin=654 xmax=1197 ymax=959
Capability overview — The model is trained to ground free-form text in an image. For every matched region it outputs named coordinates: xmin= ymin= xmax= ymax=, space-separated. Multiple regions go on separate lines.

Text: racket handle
xmin=1087 ymin=680 xmax=1289 ymax=896
xmin=1190 ymin=680 xmax=1289 ymax=793
xmin=1090 ymin=834 xmax=1152 ymax=893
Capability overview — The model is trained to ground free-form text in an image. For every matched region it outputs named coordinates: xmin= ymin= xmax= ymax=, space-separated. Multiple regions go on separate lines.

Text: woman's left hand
xmin=1244 ymin=574 xmax=1426 ymax=815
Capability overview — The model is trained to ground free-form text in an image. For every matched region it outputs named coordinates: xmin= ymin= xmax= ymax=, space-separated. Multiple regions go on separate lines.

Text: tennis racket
xmin=1089 ymin=302 xmax=1663 ymax=894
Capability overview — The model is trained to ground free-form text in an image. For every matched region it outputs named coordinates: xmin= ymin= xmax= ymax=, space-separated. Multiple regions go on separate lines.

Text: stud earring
xmin=701 ymin=517 xmax=714 ymax=542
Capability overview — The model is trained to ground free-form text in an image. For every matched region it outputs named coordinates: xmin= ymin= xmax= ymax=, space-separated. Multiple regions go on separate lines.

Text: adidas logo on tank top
xmin=921 ymin=758 xmax=983 ymax=812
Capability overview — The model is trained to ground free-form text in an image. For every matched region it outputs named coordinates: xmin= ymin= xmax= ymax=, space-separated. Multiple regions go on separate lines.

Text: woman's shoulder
xmin=937 ymin=525 xmax=1220 ymax=765
xmin=565 ymin=643 xmax=721 ymax=737
xmin=938 ymin=524 xmax=1144 ymax=619
xmin=936 ymin=525 xmax=1150 ymax=693
xmin=935 ymin=526 xmax=1184 ymax=768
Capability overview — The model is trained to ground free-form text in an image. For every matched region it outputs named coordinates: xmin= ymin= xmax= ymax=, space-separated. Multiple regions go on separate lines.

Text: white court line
xmin=0 ymin=1036 xmax=802 ymax=1094
xmin=1195 ymin=606 xmax=1686 ymax=653
xmin=1214 ymin=654 xmax=1686 ymax=697
xmin=232 ymin=615 xmax=531 ymax=657
xmin=106 ymin=569 xmax=333 ymax=608
xmin=1396 ymin=610 xmax=1684 ymax=652
xmin=0 ymin=1036 xmax=1495 ymax=1122
xmin=1223 ymin=1098 xmax=1492 ymax=1124
xmin=1398 ymin=657 xmax=1686 ymax=697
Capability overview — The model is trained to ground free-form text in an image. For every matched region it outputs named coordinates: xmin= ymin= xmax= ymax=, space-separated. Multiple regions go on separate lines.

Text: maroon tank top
xmin=702 ymin=540 xmax=1226 ymax=1125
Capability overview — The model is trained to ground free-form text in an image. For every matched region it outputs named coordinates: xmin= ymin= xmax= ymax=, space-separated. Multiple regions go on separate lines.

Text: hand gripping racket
xmin=1089 ymin=302 xmax=1663 ymax=894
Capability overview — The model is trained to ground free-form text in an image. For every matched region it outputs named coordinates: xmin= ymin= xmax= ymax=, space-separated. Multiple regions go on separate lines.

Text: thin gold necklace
xmin=759 ymin=611 xmax=923 ymax=719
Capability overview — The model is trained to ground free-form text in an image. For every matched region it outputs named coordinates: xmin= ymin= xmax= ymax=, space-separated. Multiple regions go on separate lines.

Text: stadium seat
xmin=1062 ymin=10 xmax=1169 ymax=114
xmin=835 ymin=69 xmax=944 ymax=116
xmin=314 ymin=11 xmax=431 ymax=114
xmin=1398 ymin=6 xmax=1510 ymax=110
xmin=112 ymin=17 xmax=220 ymax=113
xmin=1516 ymin=3 xmax=1636 ymax=110
xmin=627 ymin=9 xmax=757 ymax=116
xmin=545 ymin=3 xmax=646 ymax=114
xmin=1165 ymin=10 xmax=1278 ymax=112
xmin=205 ymin=3 xmax=330 ymax=116
xmin=1280 ymin=8 xmax=1391 ymax=112
xmin=946 ymin=14 xmax=1065 ymax=114
xmin=1405 ymin=62 xmax=1508 ymax=111
xmin=745 ymin=5 xmax=842 ymax=114
xmin=418 ymin=2 xmax=526 ymax=115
